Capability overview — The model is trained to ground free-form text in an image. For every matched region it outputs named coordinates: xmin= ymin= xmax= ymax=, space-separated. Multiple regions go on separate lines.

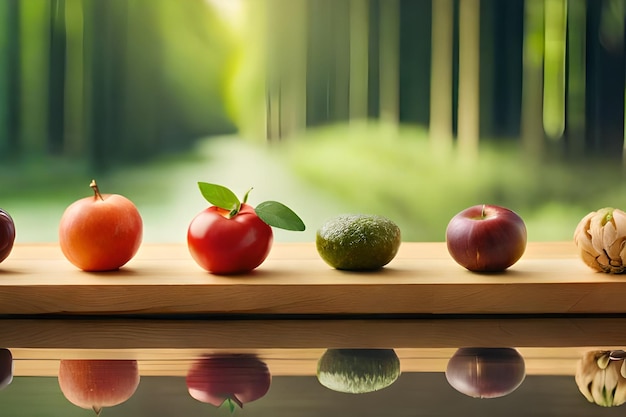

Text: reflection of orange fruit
xmin=58 ymin=359 xmax=140 ymax=415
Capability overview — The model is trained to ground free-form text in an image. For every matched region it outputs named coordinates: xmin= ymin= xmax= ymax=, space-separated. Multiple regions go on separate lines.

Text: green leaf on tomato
xmin=198 ymin=182 xmax=240 ymax=211
xmin=255 ymin=201 xmax=306 ymax=231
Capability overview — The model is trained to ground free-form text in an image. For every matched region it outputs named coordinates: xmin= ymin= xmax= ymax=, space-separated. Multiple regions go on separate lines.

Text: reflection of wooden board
xmin=8 ymin=348 xmax=598 ymax=377
xmin=1 ymin=317 xmax=626 ymax=349
xmin=2 ymin=317 xmax=626 ymax=376
xmin=0 ymin=242 xmax=624 ymax=315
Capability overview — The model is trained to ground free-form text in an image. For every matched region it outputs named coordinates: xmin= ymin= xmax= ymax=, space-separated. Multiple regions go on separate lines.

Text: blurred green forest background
xmin=2 ymin=0 xmax=626 ymax=243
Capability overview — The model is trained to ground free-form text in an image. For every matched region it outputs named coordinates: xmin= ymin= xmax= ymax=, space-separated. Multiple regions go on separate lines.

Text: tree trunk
xmin=586 ymin=0 xmax=625 ymax=161
xmin=521 ymin=0 xmax=545 ymax=157
xmin=48 ymin=0 xmax=66 ymax=154
xmin=305 ymin=0 xmax=333 ymax=129
xmin=0 ymin=0 xmax=20 ymax=158
xmin=378 ymin=0 xmax=400 ymax=126
xmin=19 ymin=0 xmax=50 ymax=154
xmin=280 ymin=0 xmax=307 ymax=139
xmin=429 ymin=0 xmax=454 ymax=149
xmin=62 ymin=0 xmax=85 ymax=157
xmin=398 ymin=0 xmax=431 ymax=126
xmin=542 ymin=0 xmax=567 ymax=141
xmin=564 ymin=0 xmax=586 ymax=157
xmin=349 ymin=0 xmax=369 ymax=124
xmin=330 ymin=0 xmax=351 ymax=124
xmin=457 ymin=0 xmax=481 ymax=157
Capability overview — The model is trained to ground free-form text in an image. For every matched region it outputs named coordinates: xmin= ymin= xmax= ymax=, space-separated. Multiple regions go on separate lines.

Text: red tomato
xmin=186 ymin=355 xmax=271 ymax=409
xmin=187 ymin=203 xmax=273 ymax=274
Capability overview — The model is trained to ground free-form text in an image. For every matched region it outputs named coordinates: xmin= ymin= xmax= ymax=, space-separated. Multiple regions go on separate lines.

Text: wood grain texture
xmin=2 ymin=317 xmax=626 ymax=349
xmin=0 ymin=241 xmax=623 ymax=315
xmin=1 ymin=316 xmax=624 ymax=376
xmin=9 ymin=347 xmax=598 ymax=376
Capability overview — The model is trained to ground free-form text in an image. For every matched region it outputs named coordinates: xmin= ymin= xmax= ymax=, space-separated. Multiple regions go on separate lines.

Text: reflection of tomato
xmin=186 ymin=355 xmax=272 ymax=409
xmin=187 ymin=204 xmax=273 ymax=274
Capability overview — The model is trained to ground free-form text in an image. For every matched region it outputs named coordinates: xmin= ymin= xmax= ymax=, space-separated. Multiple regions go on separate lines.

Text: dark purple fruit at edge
xmin=0 ymin=209 xmax=15 ymax=264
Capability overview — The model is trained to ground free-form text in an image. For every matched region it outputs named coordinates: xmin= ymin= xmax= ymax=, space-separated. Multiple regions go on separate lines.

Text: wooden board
xmin=0 ymin=241 xmax=625 ymax=315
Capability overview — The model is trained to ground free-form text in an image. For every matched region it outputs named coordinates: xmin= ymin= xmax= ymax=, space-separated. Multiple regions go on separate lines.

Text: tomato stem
xmin=242 ymin=187 xmax=253 ymax=205
xmin=90 ymin=180 xmax=104 ymax=201
xmin=228 ymin=207 xmax=239 ymax=219
xmin=223 ymin=397 xmax=243 ymax=412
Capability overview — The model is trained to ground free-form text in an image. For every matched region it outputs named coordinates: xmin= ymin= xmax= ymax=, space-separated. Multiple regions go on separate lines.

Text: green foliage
xmin=221 ymin=0 xmax=268 ymax=141
xmin=156 ymin=0 xmax=238 ymax=135
xmin=282 ymin=123 xmax=626 ymax=241
xmin=0 ymin=0 xmax=238 ymax=168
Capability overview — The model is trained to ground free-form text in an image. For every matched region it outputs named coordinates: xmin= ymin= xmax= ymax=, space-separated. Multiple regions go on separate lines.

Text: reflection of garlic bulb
xmin=575 ymin=350 xmax=626 ymax=407
xmin=574 ymin=208 xmax=626 ymax=273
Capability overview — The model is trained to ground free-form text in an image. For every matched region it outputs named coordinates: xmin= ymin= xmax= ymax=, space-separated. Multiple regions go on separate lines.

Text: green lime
xmin=316 ymin=214 xmax=401 ymax=270
xmin=316 ymin=349 xmax=401 ymax=394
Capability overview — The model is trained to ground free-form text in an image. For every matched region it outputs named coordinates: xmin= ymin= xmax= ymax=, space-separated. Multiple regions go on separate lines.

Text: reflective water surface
xmin=1 ymin=317 xmax=625 ymax=416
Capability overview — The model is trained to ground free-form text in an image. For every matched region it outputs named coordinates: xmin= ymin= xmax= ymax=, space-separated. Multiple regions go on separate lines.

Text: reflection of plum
xmin=186 ymin=355 xmax=271 ymax=411
xmin=0 ymin=348 xmax=12 ymax=390
xmin=576 ymin=350 xmax=626 ymax=407
xmin=316 ymin=349 xmax=401 ymax=394
xmin=445 ymin=347 xmax=526 ymax=399
xmin=58 ymin=360 xmax=140 ymax=416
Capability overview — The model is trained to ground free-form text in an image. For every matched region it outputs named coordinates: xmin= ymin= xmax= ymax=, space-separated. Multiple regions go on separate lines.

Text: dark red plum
xmin=446 ymin=204 xmax=527 ymax=272
xmin=0 ymin=209 xmax=15 ymax=264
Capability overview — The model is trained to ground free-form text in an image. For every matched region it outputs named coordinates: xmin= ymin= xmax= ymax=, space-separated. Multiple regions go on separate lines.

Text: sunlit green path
xmin=5 ymin=126 xmax=619 ymax=244
xmin=5 ymin=136 xmax=348 ymax=243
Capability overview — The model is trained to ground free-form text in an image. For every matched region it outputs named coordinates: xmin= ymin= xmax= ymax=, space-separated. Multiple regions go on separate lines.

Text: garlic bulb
xmin=573 ymin=207 xmax=626 ymax=274
xmin=576 ymin=350 xmax=626 ymax=407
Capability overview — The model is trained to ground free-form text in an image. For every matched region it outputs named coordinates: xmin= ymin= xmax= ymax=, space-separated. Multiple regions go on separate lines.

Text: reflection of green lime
xmin=316 ymin=214 xmax=401 ymax=270
xmin=316 ymin=349 xmax=401 ymax=394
